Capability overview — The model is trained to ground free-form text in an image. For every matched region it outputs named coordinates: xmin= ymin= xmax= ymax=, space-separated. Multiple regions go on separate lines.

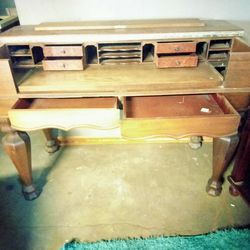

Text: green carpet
xmin=61 ymin=228 xmax=250 ymax=250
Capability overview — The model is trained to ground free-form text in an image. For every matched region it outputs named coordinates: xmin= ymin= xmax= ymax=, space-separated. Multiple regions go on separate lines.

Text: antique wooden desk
xmin=0 ymin=19 xmax=249 ymax=200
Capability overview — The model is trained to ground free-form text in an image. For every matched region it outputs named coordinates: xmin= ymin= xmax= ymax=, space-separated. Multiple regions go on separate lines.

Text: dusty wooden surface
xmin=35 ymin=19 xmax=206 ymax=31
xmin=0 ymin=20 xmax=244 ymax=44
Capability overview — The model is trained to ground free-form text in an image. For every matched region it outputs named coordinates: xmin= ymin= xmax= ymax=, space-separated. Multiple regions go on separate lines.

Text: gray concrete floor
xmin=0 ymin=132 xmax=250 ymax=250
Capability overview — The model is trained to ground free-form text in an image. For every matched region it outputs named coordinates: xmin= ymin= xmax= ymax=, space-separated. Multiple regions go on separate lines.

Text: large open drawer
xmin=8 ymin=97 xmax=120 ymax=131
xmin=121 ymin=94 xmax=240 ymax=138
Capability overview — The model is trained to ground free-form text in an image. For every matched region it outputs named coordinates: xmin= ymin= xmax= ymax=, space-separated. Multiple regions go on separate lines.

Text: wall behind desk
xmin=15 ymin=0 xmax=250 ymax=25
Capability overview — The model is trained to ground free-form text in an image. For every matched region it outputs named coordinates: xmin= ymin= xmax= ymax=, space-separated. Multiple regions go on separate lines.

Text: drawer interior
xmin=124 ymin=94 xmax=233 ymax=118
xmin=13 ymin=97 xmax=118 ymax=110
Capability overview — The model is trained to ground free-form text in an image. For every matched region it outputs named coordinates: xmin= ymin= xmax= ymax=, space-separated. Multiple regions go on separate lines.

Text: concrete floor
xmin=0 ymin=132 xmax=250 ymax=250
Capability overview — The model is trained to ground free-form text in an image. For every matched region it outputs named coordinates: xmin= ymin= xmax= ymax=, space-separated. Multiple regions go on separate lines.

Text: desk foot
xmin=43 ymin=129 xmax=60 ymax=153
xmin=189 ymin=136 xmax=202 ymax=150
xmin=23 ymin=184 xmax=40 ymax=201
xmin=206 ymin=135 xmax=239 ymax=196
xmin=206 ymin=178 xmax=222 ymax=196
xmin=45 ymin=140 xmax=60 ymax=153
xmin=228 ymin=176 xmax=243 ymax=196
xmin=229 ymin=185 xmax=240 ymax=196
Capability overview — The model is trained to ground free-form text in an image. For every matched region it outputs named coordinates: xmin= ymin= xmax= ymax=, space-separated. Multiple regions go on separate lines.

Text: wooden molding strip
xmin=35 ymin=19 xmax=205 ymax=31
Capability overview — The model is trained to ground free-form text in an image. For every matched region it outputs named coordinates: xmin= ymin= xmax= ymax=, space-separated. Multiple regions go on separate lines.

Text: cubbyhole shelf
xmin=196 ymin=42 xmax=208 ymax=59
xmin=11 ymin=56 xmax=34 ymax=68
xmin=207 ymin=39 xmax=232 ymax=78
xmin=209 ymin=39 xmax=232 ymax=51
xmin=85 ymin=45 xmax=98 ymax=64
xmin=208 ymin=51 xmax=229 ymax=61
xmin=8 ymin=45 xmax=44 ymax=68
xmin=31 ymin=46 xmax=44 ymax=65
xmin=142 ymin=44 xmax=155 ymax=62
xmin=98 ymin=42 xmax=142 ymax=65
xmin=8 ymin=45 xmax=31 ymax=56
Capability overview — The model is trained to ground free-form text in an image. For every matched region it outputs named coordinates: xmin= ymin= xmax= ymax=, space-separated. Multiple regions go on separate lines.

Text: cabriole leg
xmin=206 ymin=135 xmax=239 ymax=196
xmin=2 ymin=129 xmax=40 ymax=200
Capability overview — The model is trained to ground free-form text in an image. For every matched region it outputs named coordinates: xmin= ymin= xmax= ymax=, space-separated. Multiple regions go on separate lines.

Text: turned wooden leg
xmin=206 ymin=135 xmax=239 ymax=196
xmin=2 ymin=129 xmax=40 ymax=200
xmin=43 ymin=128 xmax=60 ymax=153
xmin=189 ymin=136 xmax=202 ymax=150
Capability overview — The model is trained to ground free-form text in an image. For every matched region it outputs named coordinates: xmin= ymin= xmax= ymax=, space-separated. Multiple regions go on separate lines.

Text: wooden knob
xmin=175 ymin=47 xmax=180 ymax=51
xmin=175 ymin=60 xmax=181 ymax=65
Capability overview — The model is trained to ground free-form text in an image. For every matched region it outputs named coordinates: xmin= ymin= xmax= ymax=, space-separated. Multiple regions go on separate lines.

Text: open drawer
xmin=121 ymin=94 xmax=240 ymax=138
xmin=8 ymin=97 xmax=120 ymax=131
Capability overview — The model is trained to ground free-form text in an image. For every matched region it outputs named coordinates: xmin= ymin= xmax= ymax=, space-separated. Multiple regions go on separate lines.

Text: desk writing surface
xmin=18 ymin=62 xmax=222 ymax=96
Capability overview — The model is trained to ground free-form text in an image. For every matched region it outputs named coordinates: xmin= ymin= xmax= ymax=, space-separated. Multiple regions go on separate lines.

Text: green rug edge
xmin=61 ymin=228 xmax=250 ymax=250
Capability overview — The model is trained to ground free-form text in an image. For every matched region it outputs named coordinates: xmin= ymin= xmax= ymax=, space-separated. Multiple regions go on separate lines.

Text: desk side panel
xmin=225 ymin=38 xmax=250 ymax=88
xmin=0 ymin=59 xmax=18 ymax=97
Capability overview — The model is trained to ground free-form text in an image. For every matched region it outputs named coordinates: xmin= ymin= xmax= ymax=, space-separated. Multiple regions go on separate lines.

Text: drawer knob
xmin=175 ymin=60 xmax=181 ymax=66
xmin=62 ymin=63 xmax=66 ymax=68
xmin=175 ymin=47 xmax=180 ymax=52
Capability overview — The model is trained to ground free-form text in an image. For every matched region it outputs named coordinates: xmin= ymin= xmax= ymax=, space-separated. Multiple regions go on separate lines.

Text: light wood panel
xmin=35 ymin=19 xmax=206 ymax=31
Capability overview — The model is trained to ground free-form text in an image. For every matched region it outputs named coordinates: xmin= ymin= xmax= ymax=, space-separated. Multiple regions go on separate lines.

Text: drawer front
xmin=121 ymin=95 xmax=240 ymax=138
xmin=156 ymin=55 xmax=198 ymax=68
xmin=9 ymin=98 xmax=120 ymax=131
xmin=43 ymin=46 xmax=83 ymax=57
xmin=157 ymin=42 xmax=196 ymax=54
xmin=42 ymin=59 xmax=83 ymax=71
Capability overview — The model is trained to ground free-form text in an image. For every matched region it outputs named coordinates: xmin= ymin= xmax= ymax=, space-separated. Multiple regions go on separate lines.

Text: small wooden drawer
xmin=43 ymin=46 xmax=83 ymax=57
xmin=42 ymin=59 xmax=83 ymax=71
xmin=9 ymin=97 xmax=120 ymax=131
xmin=156 ymin=42 xmax=197 ymax=54
xmin=156 ymin=54 xmax=198 ymax=68
xmin=121 ymin=94 xmax=240 ymax=138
